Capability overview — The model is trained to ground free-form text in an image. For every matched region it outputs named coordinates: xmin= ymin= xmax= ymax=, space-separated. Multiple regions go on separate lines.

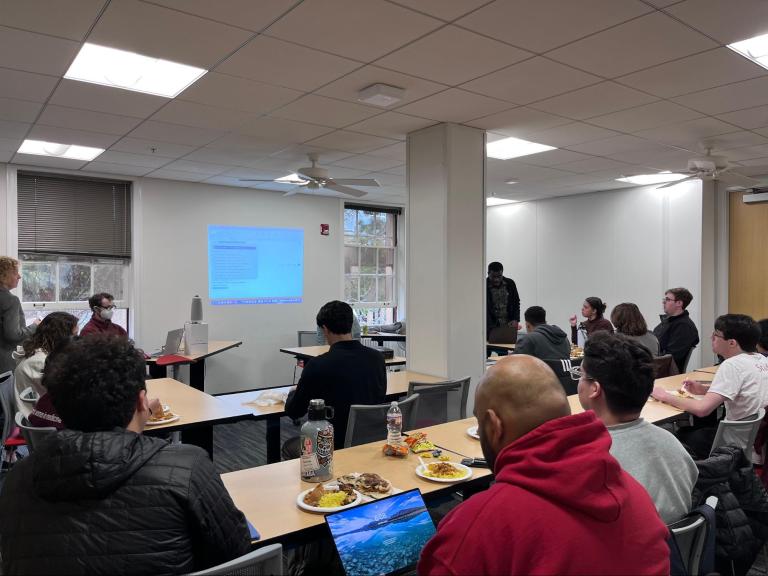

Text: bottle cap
xmin=308 ymin=399 xmax=326 ymax=420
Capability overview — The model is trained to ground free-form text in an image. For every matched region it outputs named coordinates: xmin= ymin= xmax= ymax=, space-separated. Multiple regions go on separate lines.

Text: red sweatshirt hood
xmin=494 ymin=411 xmax=625 ymax=523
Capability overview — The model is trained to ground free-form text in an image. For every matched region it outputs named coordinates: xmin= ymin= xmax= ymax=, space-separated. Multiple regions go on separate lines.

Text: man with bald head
xmin=418 ymin=355 xmax=669 ymax=576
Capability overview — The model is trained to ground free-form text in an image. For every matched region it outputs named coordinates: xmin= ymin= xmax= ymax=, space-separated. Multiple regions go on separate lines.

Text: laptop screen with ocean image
xmin=325 ymin=489 xmax=436 ymax=576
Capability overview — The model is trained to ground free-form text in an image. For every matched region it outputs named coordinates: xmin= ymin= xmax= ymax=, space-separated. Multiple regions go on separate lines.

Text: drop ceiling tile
xmin=306 ymin=130 xmax=399 ymax=154
xmin=0 ymin=98 xmax=42 ymax=123
xmin=735 ymin=156 xmax=768 ymax=168
xmin=387 ymin=0 xmax=491 ymax=21
xmin=488 ymin=159 xmax=575 ymax=182
xmin=666 ymin=0 xmax=768 ymax=45
xmin=556 ymin=156 xmax=639 ymax=174
xmin=237 ymin=116 xmax=334 ymax=143
xmin=722 ymin=144 xmax=768 ymax=161
xmin=634 ymin=117 xmax=737 ymax=150
xmin=467 ymin=106 xmax=570 ymax=137
xmin=128 ymin=120 xmax=226 ymax=146
xmin=219 ymin=167 xmax=287 ymax=179
xmin=672 ymin=76 xmax=768 ymax=115
xmin=513 ymin=149 xmax=595 ymax=167
xmin=269 ymin=95 xmax=380 ymax=128
xmin=396 ymin=89 xmax=512 ymax=123
xmin=366 ymin=142 xmax=406 ymax=160
xmin=95 ymin=150 xmax=172 ymax=168
xmin=375 ymin=25 xmax=531 ymax=86
xmin=202 ymin=176 xmax=261 ymax=188
xmin=381 ymin=164 xmax=406 ymax=175
xmin=26 ymin=125 xmax=119 ymax=148
xmin=178 ymin=73 xmax=302 ymax=115
xmin=525 ymin=122 xmax=621 ymax=147
xmin=617 ymin=48 xmax=766 ymax=99
xmin=181 ymin=147 xmax=266 ymax=166
xmin=547 ymin=12 xmax=716 ymax=78
xmin=0 ymin=68 xmax=58 ymax=102
xmin=217 ymin=36 xmax=361 ymax=92
xmin=50 ymin=80 xmax=168 ymax=118
xmin=205 ymin=134 xmax=290 ymax=154
xmin=462 ymin=57 xmax=601 ymax=105
xmin=12 ymin=153 xmax=87 ymax=169
xmin=83 ymin=161 xmax=154 ymax=177
xmin=159 ymin=159 xmax=231 ymax=175
xmin=364 ymin=171 xmax=406 ymax=187
xmin=566 ymin=134 xmax=667 ymax=156
xmin=146 ymin=169 xmax=208 ymax=182
xmin=0 ymin=25 xmax=80 ymax=76
xmin=708 ymin=131 xmax=768 ymax=150
xmin=37 ymin=105 xmax=142 ymax=135
xmin=717 ymin=105 xmax=768 ymax=130
xmin=268 ymin=145 xmax=352 ymax=164
xmin=607 ymin=147 xmax=693 ymax=169
xmin=265 ymin=0 xmax=442 ymax=62
xmin=457 ymin=0 xmax=652 ymax=53
xmin=645 ymin=0 xmax=684 ymax=6
xmin=109 ymin=137 xmax=197 ymax=158
xmin=0 ymin=120 xmax=30 ymax=140
xmin=345 ymin=112 xmax=435 ymax=139
xmin=315 ymin=65 xmax=446 ymax=107
xmin=531 ymin=82 xmax=658 ymax=121
xmin=1 ymin=0 xmax=105 ymax=40
xmin=589 ymin=101 xmax=703 ymax=133
xmin=88 ymin=0 xmax=252 ymax=68
xmin=150 ymin=100 xmax=256 ymax=131
xmin=0 ymin=136 xmax=23 ymax=154
xmin=145 ymin=0 xmax=300 ymax=32
xmin=0 ymin=149 xmax=13 ymax=163
xmin=332 ymin=154 xmax=405 ymax=171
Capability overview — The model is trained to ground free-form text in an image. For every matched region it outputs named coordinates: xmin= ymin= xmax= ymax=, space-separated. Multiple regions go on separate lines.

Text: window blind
xmin=344 ymin=203 xmax=402 ymax=215
xmin=17 ymin=172 xmax=131 ymax=259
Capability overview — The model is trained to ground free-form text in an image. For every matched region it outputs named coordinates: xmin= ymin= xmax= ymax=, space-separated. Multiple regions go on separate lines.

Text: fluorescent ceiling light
xmin=17 ymin=139 xmax=104 ymax=161
xmin=487 ymin=197 xmax=519 ymax=206
xmin=728 ymin=33 xmax=768 ymax=70
xmin=616 ymin=172 xmax=688 ymax=185
xmin=504 ymin=180 xmax=518 ymax=185
xmin=487 ymin=137 xmax=556 ymax=160
xmin=64 ymin=43 xmax=207 ymax=98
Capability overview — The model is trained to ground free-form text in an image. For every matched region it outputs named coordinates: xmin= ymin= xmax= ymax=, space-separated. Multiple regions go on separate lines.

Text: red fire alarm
xmin=320 ymin=224 xmax=329 ymax=236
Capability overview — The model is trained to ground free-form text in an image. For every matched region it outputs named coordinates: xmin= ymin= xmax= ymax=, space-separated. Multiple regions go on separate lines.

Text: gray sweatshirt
xmin=514 ymin=324 xmax=570 ymax=360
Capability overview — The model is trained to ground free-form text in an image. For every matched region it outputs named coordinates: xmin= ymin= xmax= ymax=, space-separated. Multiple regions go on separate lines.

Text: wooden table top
xmin=146 ymin=340 xmax=242 ymax=363
xmin=280 ymin=345 xmax=406 ymax=366
xmin=217 ymin=371 xmax=446 ymax=419
xmin=145 ymin=378 xmax=251 ymax=430
xmin=487 ymin=342 xmax=516 ymax=350
xmin=694 ymin=365 xmax=719 ymax=375
xmin=222 ymin=417 xmax=487 ymax=543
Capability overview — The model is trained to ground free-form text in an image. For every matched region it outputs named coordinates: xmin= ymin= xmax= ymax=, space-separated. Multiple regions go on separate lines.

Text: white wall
xmin=133 ymin=178 xmax=344 ymax=393
xmin=487 ymin=180 xmax=709 ymax=369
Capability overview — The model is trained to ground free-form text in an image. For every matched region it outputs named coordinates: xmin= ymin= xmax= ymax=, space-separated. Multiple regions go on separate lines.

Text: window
xmin=344 ymin=205 xmax=400 ymax=325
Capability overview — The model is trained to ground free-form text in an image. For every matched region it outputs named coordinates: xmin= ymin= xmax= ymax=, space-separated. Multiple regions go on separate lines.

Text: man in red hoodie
xmin=418 ymin=355 xmax=669 ymax=576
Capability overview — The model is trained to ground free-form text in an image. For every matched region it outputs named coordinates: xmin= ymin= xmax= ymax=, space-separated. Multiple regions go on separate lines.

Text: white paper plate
xmin=466 ymin=425 xmax=480 ymax=439
xmin=146 ymin=413 xmax=180 ymax=426
xmin=416 ymin=462 xmax=473 ymax=483
xmin=297 ymin=485 xmax=363 ymax=513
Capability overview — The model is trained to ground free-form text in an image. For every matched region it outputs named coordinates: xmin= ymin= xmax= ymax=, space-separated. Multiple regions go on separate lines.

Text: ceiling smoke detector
xmin=357 ymin=83 xmax=405 ymax=107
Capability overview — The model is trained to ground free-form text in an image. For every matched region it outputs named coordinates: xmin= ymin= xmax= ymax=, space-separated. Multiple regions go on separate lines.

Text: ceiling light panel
xmin=487 ymin=197 xmax=519 ymax=206
xmin=616 ymin=172 xmax=688 ymax=185
xmin=486 ymin=136 xmax=556 ymax=160
xmin=17 ymin=139 xmax=104 ymax=161
xmin=728 ymin=33 xmax=768 ymax=70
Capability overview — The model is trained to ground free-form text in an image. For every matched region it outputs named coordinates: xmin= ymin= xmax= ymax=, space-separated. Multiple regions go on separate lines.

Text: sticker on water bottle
xmin=301 ymin=453 xmax=320 ymax=474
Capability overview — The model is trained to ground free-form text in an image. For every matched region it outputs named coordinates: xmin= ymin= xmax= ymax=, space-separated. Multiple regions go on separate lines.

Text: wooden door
xmin=729 ymin=191 xmax=768 ymax=319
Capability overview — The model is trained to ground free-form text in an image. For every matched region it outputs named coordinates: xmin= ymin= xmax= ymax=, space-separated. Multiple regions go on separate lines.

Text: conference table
xmin=280 ymin=345 xmax=407 ymax=367
xmin=145 ymin=377 xmax=252 ymax=456
xmin=222 ymin=417 xmax=490 ymax=545
xmin=486 ymin=342 xmax=516 ymax=354
xmin=364 ymin=331 xmax=406 ymax=344
xmin=147 ymin=340 xmax=243 ymax=391
xmin=216 ymin=370 xmax=445 ymax=463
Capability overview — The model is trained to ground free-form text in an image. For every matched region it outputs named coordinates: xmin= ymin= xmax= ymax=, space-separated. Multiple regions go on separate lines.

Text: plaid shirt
xmin=489 ymin=282 xmax=510 ymax=327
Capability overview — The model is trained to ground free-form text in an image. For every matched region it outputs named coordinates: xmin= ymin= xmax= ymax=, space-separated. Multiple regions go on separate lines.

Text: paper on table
xmin=244 ymin=390 xmax=288 ymax=407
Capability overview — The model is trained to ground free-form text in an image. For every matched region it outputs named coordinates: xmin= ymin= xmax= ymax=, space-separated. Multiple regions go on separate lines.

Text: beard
xmin=479 ymin=431 xmax=496 ymax=473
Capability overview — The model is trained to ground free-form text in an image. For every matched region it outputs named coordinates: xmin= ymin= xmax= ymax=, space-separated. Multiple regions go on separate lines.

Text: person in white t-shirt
xmin=651 ymin=313 xmax=768 ymax=458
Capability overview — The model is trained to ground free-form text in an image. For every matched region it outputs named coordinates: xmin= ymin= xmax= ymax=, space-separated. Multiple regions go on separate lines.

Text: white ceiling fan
xmin=657 ymin=146 xmax=762 ymax=190
xmin=240 ymin=153 xmax=379 ymax=198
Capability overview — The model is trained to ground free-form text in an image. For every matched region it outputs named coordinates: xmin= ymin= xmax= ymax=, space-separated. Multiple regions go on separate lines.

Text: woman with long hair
xmin=569 ymin=296 xmax=613 ymax=345
xmin=611 ymin=303 xmax=659 ymax=355
xmin=0 ymin=256 xmax=39 ymax=375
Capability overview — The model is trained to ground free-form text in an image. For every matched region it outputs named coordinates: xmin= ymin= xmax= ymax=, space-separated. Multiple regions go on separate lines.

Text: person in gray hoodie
xmin=514 ymin=306 xmax=570 ymax=360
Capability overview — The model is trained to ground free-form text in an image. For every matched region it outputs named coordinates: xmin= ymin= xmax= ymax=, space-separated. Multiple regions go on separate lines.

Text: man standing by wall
xmin=486 ymin=262 xmax=520 ymax=343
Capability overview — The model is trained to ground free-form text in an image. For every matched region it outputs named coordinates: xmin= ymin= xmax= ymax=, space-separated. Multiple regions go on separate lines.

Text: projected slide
xmin=208 ymin=225 xmax=304 ymax=305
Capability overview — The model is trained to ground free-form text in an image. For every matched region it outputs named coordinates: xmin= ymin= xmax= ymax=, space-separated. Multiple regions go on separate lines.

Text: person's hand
xmin=683 ymin=379 xmax=710 ymax=395
xmin=148 ymin=397 xmax=162 ymax=416
xmin=569 ymin=315 xmax=577 ymax=327
xmin=650 ymin=386 xmax=669 ymax=402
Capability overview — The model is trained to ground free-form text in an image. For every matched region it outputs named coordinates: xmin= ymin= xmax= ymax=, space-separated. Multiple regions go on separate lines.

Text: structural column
xmin=406 ymin=123 xmax=486 ymax=411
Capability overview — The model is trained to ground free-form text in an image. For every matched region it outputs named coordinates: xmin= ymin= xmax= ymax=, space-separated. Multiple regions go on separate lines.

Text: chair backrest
xmin=344 ymin=394 xmax=420 ymax=448
xmin=653 ymin=354 xmax=680 ymax=379
xmin=680 ymin=346 xmax=696 ymax=373
xmin=297 ymin=330 xmax=317 ymax=347
xmin=540 ymin=358 xmax=581 ymax=396
xmin=187 ymin=543 xmax=283 ymax=576
xmin=710 ymin=407 xmax=766 ymax=457
xmin=407 ymin=377 xmax=470 ymax=427
xmin=0 ymin=371 xmax=17 ymax=444
xmin=668 ymin=496 xmax=718 ymax=576
xmin=15 ymin=412 xmax=56 ymax=452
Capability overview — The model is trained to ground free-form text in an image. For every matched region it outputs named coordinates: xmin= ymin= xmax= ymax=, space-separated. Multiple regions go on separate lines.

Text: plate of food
xmin=146 ymin=405 xmax=180 ymax=426
xmin=466 ymin=425 xmax=480 ymax=440
xmin=297 ymin=483 xmax=362 ymax=513
xmin=404 ymin=432 xmax=436 ymax=453
xmin=667 ymin=388 xmax=696 ymax=400
xmin=337 ymin=472 xmax=393 ymax=500
xmin=416 ymin=461 xmax=473 ymax=483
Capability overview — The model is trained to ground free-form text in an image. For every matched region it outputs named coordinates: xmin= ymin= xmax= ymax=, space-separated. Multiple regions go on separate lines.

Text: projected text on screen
xmin=208 ymin=225 xmax=304 ymax=305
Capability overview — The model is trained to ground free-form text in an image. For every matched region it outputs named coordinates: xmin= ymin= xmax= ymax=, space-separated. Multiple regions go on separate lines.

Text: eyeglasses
xmin=663 ymin=297 xmax=677 ymax=303
xmin=569 ymin=365 xmax=594 ymax=382
xmin=98 ymin=304 xmax=116 ymax=310
xmin=711 ymin=331 xmax=725 ymax=340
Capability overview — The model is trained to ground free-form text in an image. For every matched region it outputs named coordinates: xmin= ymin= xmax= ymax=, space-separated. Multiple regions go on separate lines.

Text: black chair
xmin=668 ymin=496 xmax=717 ymax=576
xmin=679 ymin=346 xmax=696 ymax=373
xmin=407 ymin=377 xmax=470 ymax=428
xmin=344 ymin=394 xmax=420 ymax=448
xmin=653 ymin=354 xmax=680 ymax=379
xmin=541 ymin=358 xmax=581 ymax=396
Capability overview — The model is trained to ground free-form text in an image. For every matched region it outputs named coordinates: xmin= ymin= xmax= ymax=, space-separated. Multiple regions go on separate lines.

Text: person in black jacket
xmin=486 ymin=261 xmax=520 ymax=338
xmin=653 ymin=287 xmax=700 ymax=373
xmin=0 ymin=335 xmax=251 ymax=576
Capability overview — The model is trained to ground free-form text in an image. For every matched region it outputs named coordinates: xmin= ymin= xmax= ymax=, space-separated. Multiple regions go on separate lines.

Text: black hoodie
xmin=0 ymin=429 xmax=250 ymax=576
xmin=515 ymin=324 xmax=571 ymax=360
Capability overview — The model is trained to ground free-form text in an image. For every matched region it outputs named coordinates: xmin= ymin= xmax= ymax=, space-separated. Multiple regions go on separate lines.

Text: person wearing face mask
xmin=80 ymin=292 xmax=127 ymax=338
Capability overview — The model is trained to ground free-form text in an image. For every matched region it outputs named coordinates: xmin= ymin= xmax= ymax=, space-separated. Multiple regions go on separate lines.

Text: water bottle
xmin=387 ymin=401 xmax=402 ymax=445
xmin=300 ymin=399 xmax=335 ymax=483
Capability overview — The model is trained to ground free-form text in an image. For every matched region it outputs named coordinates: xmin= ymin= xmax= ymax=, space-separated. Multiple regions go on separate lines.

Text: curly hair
xmin=585 ymin=297 xmax=607 ymax=318
xmin=316 ymin=300 xmax=354 ymax=335
xmin=582 ymin=331 xmax=655 ymax=416
xmin=22 ymin=311 xmax=78 ymax=357
xmin=44 ymin=334 xmax=146 ymax=432
xmin=88 ymin=292 xmax=115 ymax=310
xmin=0 ymin=256 xmax=19 ymax=287
xmin=611 ymin=303 xmax=648 ymax=337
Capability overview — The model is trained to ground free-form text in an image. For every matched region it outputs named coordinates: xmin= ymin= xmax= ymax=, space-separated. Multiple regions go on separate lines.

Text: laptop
xmin=488 ymin=324 xmax=518 ymax=344
xmin=149 ymin=328 xmax=184 ymax=357
xmin=325 ymin=489 xmax=436 ymax=576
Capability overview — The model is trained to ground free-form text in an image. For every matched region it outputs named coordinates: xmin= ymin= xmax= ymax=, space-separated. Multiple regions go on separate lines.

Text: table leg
xmin=266 ymin=415 xmax=281 ymax=464
xmin=148 ymin=363 xmax=166 ymax=379
xmin=189 ymin=360 xmax=205 ymax=391
xmin=182 ymin=426 xmax=213 ymax=459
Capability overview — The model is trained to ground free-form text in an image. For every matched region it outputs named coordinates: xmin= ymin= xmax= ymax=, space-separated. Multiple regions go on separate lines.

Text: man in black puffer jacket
xmin=0 ymin=335 xmax=251 ymax=575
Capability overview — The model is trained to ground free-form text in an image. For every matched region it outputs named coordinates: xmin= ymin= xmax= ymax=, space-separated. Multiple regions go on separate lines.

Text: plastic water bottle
xmin=387 ymin=401 xmax=402 ymax=445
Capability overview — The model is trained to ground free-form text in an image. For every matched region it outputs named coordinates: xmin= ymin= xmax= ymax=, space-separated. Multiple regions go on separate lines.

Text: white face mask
xmin=99 ymin=308 xmax=114 ymax=321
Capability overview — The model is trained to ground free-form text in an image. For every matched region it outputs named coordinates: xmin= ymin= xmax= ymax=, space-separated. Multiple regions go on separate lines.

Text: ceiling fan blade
xmin=324 ymin=183 xmax=367 ymax=198
xmin=329 ymin=178 xmax=380 ymax=187
xmin=717 ymin=170 xmax=761 ymax=188
xmin=282 ymin=187 xmax=303 ymax=197
xmin=239 ymin=179 xmax=279 ymax=182
xmin=656 ymin=174 xmax=699 ymax=189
